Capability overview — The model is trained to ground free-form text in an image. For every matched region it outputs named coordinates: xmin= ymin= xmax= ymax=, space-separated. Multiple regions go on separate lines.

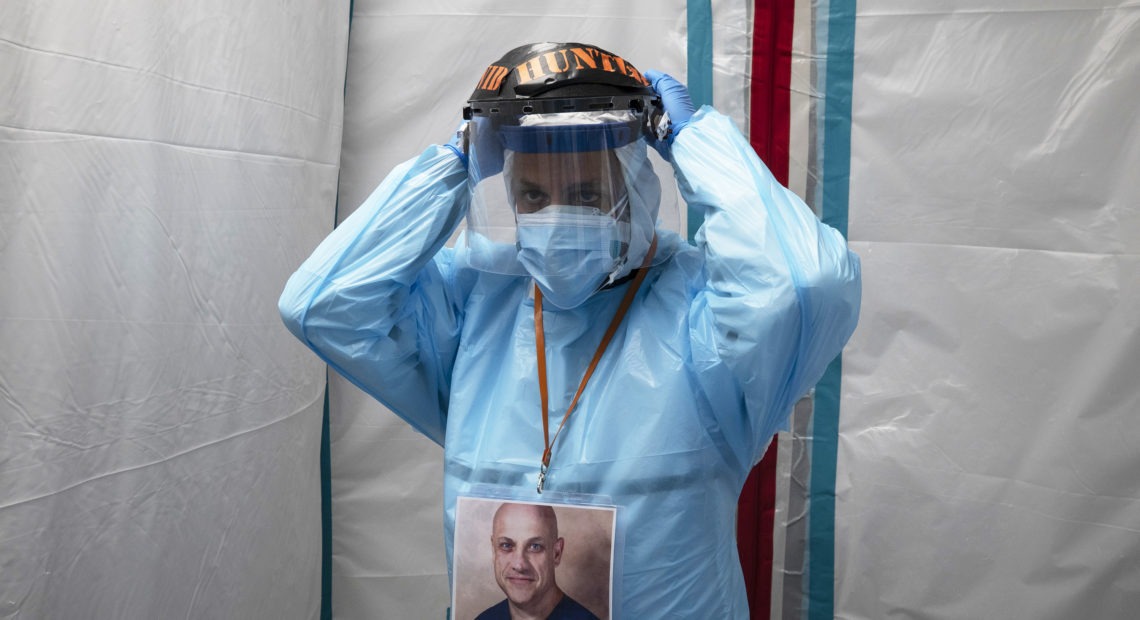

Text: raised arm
xmin=647 ymin=71 xmax=862 ymax=467
xmin=278 ymin=144 xmax=469 ymax=446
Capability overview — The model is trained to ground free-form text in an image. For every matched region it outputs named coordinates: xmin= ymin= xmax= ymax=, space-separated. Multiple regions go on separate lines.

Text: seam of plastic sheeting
xmin=773 ymin=0 xmax=818 ymax=616
xmin=686 ymin=0 xmax=714 ymax=242
xmin=321 ymin=381 xmax=334 ymax=620
xmin=0 ymin=124 xmax=342 ymax=166
xmin=323 ymin=4 xmax=355 ymax=619
xmin=806 ymin=0 xmax=855 ymax=618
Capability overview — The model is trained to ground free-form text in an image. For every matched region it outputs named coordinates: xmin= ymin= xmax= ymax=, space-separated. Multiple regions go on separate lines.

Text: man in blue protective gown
xmin=279 ymin=42 xmax=861 ymax=618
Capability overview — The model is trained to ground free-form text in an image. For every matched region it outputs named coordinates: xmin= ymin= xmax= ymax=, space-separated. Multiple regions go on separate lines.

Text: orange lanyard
xmin=534 ymin=235 xmax=658 ymax=493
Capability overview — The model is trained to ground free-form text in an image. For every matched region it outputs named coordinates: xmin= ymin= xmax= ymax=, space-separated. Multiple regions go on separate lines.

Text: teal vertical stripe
xmin=685 ymin=0 xmax=713 ymax=243
xmin=807 ymin=356 xmax=842 ymax=619
xmin=686 ymin=0 xmax=714 ymax=109
xmin=320 ymin=383 xmax=333 ymax=620
xmin=321 ymin=4 xmax=354 ymax=618
xmin=808 ymin=0 xmax=855 ymax=619
xmin=819 ymin=0 xmax=855 ymax=240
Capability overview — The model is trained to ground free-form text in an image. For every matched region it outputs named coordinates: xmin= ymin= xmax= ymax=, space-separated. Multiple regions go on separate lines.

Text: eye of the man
xmin=526 ymin=541 xmax=545 ymax=553
xmin=570 ymin=183 xmax=602 ymax=206
xmin=498 ymin=540 xmax=516 ymax=552
xmin=516 ymin=184 xmax=550 ymax=213
xmin=523 ymin=189 xmax=548 ymax=204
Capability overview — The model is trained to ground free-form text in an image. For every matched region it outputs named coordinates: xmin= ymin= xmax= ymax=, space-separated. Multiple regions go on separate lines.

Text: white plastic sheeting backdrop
xmin=4 ymin=1 xmax=1140 ymax=619
xmin=841 ymin=0 xmax=1140 ymax=617
xmin=1 ymin=1 xmax=348 ymax=618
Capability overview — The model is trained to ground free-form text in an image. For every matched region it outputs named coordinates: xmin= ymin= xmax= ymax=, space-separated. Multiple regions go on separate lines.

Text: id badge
xmin=451 ymin=490 xmax=619 ymax=620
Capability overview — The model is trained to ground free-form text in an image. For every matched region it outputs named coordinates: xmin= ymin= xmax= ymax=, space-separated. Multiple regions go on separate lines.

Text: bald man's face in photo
xmin=491 ymin=504 xmax=564 ymax=609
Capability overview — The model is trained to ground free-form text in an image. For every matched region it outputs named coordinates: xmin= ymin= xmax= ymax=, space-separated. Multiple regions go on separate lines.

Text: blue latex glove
xmin=645 ymin=70 xmax=696 ymax=157
xmin=444 ymin=121 xmax=468 ymax=168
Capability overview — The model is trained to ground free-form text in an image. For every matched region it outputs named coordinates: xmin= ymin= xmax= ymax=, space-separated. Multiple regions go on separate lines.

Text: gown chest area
xmin=442 ymin=270 xmax=729 ymax=492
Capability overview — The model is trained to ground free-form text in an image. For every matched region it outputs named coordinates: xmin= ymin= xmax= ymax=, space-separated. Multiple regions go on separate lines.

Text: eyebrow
xmin=495 ymin=536 xmax=547 ymax=544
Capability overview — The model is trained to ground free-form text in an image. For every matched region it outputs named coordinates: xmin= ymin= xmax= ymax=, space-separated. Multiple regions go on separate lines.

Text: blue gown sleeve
xmin=672 ymin=108 xmax=862 ymax=467
xmin=277 ymin=145 xmax=469 ymax=446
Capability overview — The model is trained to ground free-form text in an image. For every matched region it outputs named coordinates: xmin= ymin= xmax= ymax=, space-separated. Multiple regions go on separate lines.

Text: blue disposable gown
xmin=279 ymin=108 xmax=861 ymax=618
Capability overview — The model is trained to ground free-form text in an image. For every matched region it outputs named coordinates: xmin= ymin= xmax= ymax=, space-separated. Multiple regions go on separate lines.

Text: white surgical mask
xmin=515 ymin=204 xmax=629 ymax=309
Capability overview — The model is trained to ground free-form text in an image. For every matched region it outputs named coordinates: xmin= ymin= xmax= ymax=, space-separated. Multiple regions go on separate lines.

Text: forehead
xmin=493 ymin=505 xmax=556 ymax=538
xmin=509 ymin=150 xmax=620 ymax=183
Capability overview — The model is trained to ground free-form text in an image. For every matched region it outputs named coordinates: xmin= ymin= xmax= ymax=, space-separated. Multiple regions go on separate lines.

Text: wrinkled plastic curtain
xmin=7 ymin=1 xmax=1136 ymax=619
xmin=840 ymin=1 xmax=1140 ymax=618
xmin=0 ymin=2 xmax=349 ymax=618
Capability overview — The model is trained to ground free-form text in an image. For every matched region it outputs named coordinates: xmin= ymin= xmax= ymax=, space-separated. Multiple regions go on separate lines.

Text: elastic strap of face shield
xmin=499 ymin=119 xmax=641 ymax=154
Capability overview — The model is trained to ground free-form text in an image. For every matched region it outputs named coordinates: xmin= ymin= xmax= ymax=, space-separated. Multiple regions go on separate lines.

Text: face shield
xmin=463 ymin=99 xmax=663 ymax=308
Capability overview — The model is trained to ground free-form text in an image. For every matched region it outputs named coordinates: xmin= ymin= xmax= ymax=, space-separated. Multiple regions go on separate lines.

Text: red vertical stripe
xmin=738 ymin=443 xmax=780 ymax=618
xmin=737 ymin=1 xmax=796 ymax=619
xmin=749 ymin=0 xmax=794 ymax=185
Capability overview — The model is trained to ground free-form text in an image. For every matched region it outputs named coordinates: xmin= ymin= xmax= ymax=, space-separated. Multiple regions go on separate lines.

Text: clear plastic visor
xmin=463 ymin=110 xmax=658 ymax=278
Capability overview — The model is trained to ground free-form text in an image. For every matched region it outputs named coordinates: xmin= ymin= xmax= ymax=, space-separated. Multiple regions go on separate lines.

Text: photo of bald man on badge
xmin=453 ymin=498 xmax=614 ymax=620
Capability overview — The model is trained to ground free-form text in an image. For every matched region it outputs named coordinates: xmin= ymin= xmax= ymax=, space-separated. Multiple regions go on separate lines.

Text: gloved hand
xmin=645 ymin=70 xmax=696 ymax=159
xmin=444 ymin=121 xmax=468 ymax=168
